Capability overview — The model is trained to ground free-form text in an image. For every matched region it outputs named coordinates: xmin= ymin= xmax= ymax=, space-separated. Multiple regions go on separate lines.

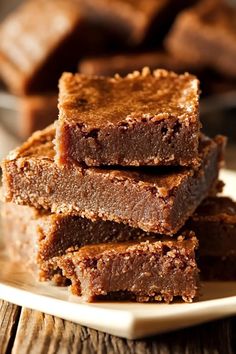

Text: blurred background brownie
xmin=18 ymin=93 xmax=58 ymax=139
xmin=0 ymin=0 xmax=107 ymax=95
xmin=79 ymin=51 xmax=200 ymax=77
xmin=165 ymin=0 xmax=236 ymax=79
xmin=78 ymin=0 xmax=197 ymax=47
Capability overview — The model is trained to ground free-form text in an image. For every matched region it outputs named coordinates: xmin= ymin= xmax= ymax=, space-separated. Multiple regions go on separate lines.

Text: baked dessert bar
xmin=1 ymin=126 xmax=224 ymax=234
xmin=0 ymin=0 xmax=105 ymax=94
xmin=56 ymin=69 xmax=200 ymax=167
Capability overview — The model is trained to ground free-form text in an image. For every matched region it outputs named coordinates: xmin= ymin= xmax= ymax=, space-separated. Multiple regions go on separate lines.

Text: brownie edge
xmin=56 ymin=69 xmax=200 ymax=167
xmin=1 ymin=126 xmax=225 ymax=235
xmin=50 ymin=235 xmax=199 ymax=303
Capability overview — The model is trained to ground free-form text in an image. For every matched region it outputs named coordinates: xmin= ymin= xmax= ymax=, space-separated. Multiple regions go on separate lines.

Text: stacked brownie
xmin=1 ymin=68 xmax=228 ymax=303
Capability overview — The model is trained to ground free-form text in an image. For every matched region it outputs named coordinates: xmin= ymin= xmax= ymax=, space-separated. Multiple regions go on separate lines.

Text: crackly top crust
xmin=3 ymin=125 xmax=220 ymax=199
xmin=58 ymin=68 xmax=199 ymax=131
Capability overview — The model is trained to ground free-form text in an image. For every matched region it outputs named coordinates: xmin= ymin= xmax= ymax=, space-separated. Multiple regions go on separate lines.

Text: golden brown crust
xmin=58 ymin=69 xmax=199 ymax=129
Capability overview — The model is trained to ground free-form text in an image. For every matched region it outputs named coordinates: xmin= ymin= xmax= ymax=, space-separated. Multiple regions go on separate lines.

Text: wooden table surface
xmin=0 ymin=300 xmax=235 ymax=354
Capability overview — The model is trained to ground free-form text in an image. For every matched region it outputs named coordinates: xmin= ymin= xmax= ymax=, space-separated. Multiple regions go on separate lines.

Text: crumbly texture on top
xmin=56 ymin=68 xmax=200 ymax=167
xmin=58 ymin=68 xmax=199 ymax=130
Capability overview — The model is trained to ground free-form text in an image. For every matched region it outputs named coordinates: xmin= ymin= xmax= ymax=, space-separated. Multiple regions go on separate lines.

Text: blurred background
xmin=0 ymin=0 xmax=235 ymax=167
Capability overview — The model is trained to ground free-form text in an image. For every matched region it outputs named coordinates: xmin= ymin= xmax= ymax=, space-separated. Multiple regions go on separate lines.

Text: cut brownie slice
xmin=56 ymin=69 xmax=200 ymax=167
xmin=2 ymin=196 xmax=235 ymax=285
xmin=187 ymin=197 xmax=236 ymax=280
xmin=1 ymin=203 xmax=196 ymax=288
xmin=1 ymin=126 xmax=224 ymax=235
xmin=165 ymin=0 xmax=236 ymax=79
xmin=1 ymin=202 xmax=198 ymax=303
xmin=50 ymin=236 xmax=199 ymax=303
xmin=0 ymin=0 xmax=106 ymax=94
xmin=1 ymin=202 xmax=159 ymax=281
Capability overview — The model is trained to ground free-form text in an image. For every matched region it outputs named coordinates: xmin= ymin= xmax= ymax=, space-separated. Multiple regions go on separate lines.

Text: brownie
xmin=2 ymin=195 xmax=235 ymax=286
xmin=165 ymin=0 xmax=236 ymax=79
xmin=56 ymin=69 xmax=200 ymax=167
xmin=1 ymin=202 xmax=197 ymax=286
xmin=78 ymin=51 xmax=200 ymax=77
xmin=0 ymin=0 xmax=106 ymax=95
xmin=1 ymin=125 xmax=225 ymax=235
xmin=187 ymin=196 xmax=236 ymax=280
xmin=1 ymin=202 xmax=158 ymax=268
xmin=18 ymin=93 xmax=58 ymax=139
xmin=47 ymin=236 xmax=199 ymax=303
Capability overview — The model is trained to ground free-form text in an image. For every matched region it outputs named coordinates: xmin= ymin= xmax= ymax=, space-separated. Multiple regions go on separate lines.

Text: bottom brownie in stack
xmin=2 ymin=196 xmax=235 ymax=303
xmin=1 ymin=203 xmax=199 ymax=303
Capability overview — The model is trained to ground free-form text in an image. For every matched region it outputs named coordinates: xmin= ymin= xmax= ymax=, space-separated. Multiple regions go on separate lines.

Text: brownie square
xmin=56 ymin=69 xmax=200 ymax=167
xmin=1 ymin=201 xmax=198 ymax=303
xmin=165 ymin=0 xmax=236 ymax=79
xmin=3 ymin=195 xmax=235 ymax=287
xmin=50 ymin=236 xmax=199 ymax=303
xmin=0 ymin=0 xmax=105 ymax=94
xmin=1 ymin=125 xmax=224 ymax=235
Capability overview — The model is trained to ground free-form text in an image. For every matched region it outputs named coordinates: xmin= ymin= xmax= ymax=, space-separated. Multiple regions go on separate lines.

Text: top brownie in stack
xmin=55 ymin=68 xmax=200 ymax=167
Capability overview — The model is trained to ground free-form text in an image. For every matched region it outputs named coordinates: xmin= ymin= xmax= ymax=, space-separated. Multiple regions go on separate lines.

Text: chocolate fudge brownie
xmin=1 ymin=202 xmax=197 ymax=286
xmin=165 ymin=0 xmax=236 ymax=79
xmin=48 ymin=236 xmax=199 ymax=303
xmin=79 ymin=51 xmax=200 ymax=77
xmin=1 ymin=202 xmax=198 ymax=302
xmin=2 ymin=195 xmax=235 ymax=286
xmin=1 ymin=125 xmax=225 ymax=234
xmin=56 ymin=69 xmax=200 ymax=167
xmin=80 ymin=0 xmax=196 ymax=46
xmin=1 ymin=202 xmax=157 ymax=267
xmin=187 ymin=196 xmax=236 ymax=280
xmin=18 ymin=93 xmax=58 ymax=139
xmin=0 ymin=0 xmax=105 ymax=94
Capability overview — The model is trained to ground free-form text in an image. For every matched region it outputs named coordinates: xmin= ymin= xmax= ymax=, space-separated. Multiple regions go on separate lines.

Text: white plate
xmin=0 ymin=169 xmax=236 ymax=339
